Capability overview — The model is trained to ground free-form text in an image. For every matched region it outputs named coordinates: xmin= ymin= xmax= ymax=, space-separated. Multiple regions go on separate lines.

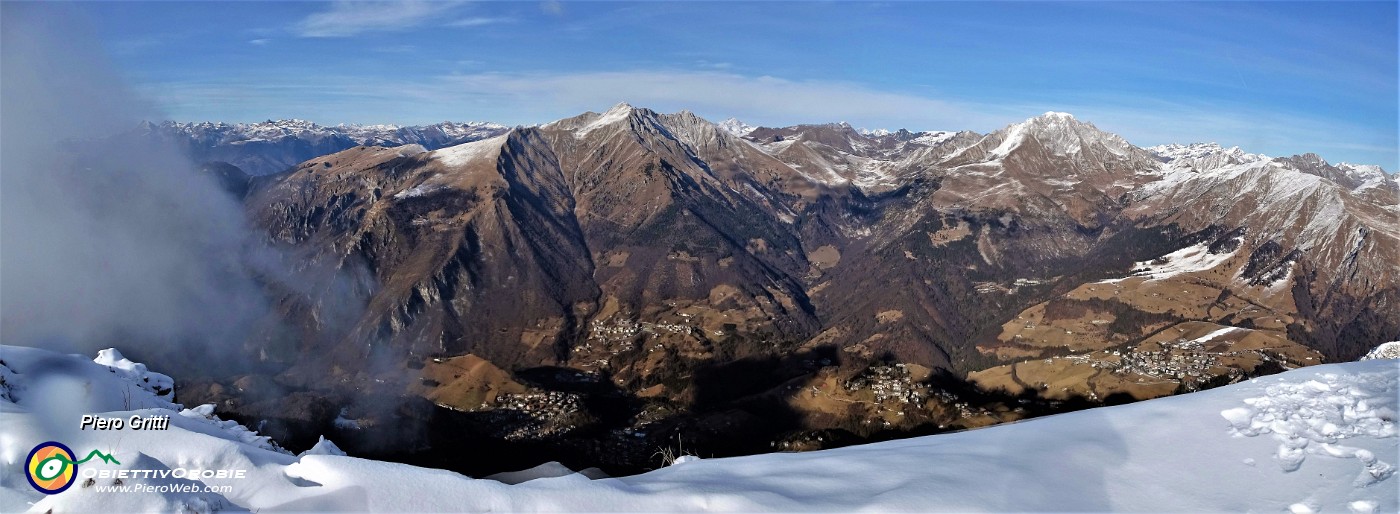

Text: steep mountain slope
xmin=248 ymin=133 xmax=597 ymax=367
xmin=1125 ymin=148 xmax=1400 ymax=360
xmin=223 ymin=105 xmax=1396 ymax=471
xmin=807 ymin=113 xmax=1176 ymax=370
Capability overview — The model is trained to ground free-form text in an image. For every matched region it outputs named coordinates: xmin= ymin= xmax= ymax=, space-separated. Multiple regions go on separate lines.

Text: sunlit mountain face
xmin=134 ymin=104 xmax=1389 ymax=475
xmin=2 ymin=2 xmax=1395 ymax=511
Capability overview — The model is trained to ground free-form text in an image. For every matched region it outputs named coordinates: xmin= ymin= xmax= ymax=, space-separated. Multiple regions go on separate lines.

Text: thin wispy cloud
xmin=294 ymin=0 xmax=466 ymax=38
xmin=56 ymin=2 xmax=1398 ymax=169
xmin=432 ymin=70 xmax=1009 ymax=129
xmin=695 ymin=60 xmax=733 ymax=70
xmin=447 ymin=17 xmax=512 ymax=28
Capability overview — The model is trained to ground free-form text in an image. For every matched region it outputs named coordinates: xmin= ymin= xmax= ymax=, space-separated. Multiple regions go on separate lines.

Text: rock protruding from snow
xmin=0 ymin=359 xmax=17 ymax=403
xmin=1360 ymin=342 xmax=1400 ymax=361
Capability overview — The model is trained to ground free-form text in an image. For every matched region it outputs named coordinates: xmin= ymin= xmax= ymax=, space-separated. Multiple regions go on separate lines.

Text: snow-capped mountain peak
xmin=1339 ymin=162 xmax=1388 ymax=176
xmin=602 ymin=102 xmax=636 ymax=118
xmin=1149 ymin=142 xmax=1271 ymax=171
xmin=576 ymin=102 xmax=640 ymax=137
xmin=981 ymin=111 xmax=1138 ymax=160
xmin=1336 ymin=162 xmax=1392 ymax=188
xmin=718 ymin=117 xmax=756 ymax=136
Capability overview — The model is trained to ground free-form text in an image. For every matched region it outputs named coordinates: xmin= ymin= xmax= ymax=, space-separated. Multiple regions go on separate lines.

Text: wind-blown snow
xmin=1 ymin=344 xmax=1394 ymax=513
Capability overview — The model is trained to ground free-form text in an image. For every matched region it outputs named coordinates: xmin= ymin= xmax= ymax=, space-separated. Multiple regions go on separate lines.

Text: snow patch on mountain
xmin=910 ymin=130 xmax=957 ymax=147
xmin=989 ymin=119 xmax=1029 ymax=159
xmin=1101 ymin=237 xmax=1242 ymax=283
xmin=578 ymin=103 xmax=636 ymax=138
xmin=1337 ymin=162 xmax=1393 ymax=191
xmin=392 ymin=182 xmax=447 ymax=200
xmin=853 ymin=158 xmax=901 ymax=190
xmin=393 ymin=144 xmax=427 ymax=158
xmin=431 ymin=133 xmax=507 ymax=168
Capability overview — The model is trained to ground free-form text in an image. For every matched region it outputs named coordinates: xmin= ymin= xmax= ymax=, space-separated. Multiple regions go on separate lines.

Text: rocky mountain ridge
xmin=171 ymin=103 xmax=1396 ymax=473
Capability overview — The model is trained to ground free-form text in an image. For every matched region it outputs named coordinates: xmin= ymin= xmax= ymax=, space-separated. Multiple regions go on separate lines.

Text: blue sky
xmin=62 ymin=1 xmax=1400 ymax=169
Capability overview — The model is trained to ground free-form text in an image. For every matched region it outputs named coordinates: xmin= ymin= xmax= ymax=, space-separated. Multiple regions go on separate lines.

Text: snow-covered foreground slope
xmin=1 ymin=345 xmax=1394 ymax=513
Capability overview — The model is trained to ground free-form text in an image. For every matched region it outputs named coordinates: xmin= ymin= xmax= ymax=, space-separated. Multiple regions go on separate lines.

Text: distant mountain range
xmin=133 ymin=104 xmax=1396 ymax=472
xmin=123 ymin=119 xmax=509 ymax=175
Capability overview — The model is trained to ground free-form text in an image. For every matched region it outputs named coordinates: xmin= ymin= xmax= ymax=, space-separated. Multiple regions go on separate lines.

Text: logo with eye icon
xmin=25 ymin=442 xmax=120 ymax=494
